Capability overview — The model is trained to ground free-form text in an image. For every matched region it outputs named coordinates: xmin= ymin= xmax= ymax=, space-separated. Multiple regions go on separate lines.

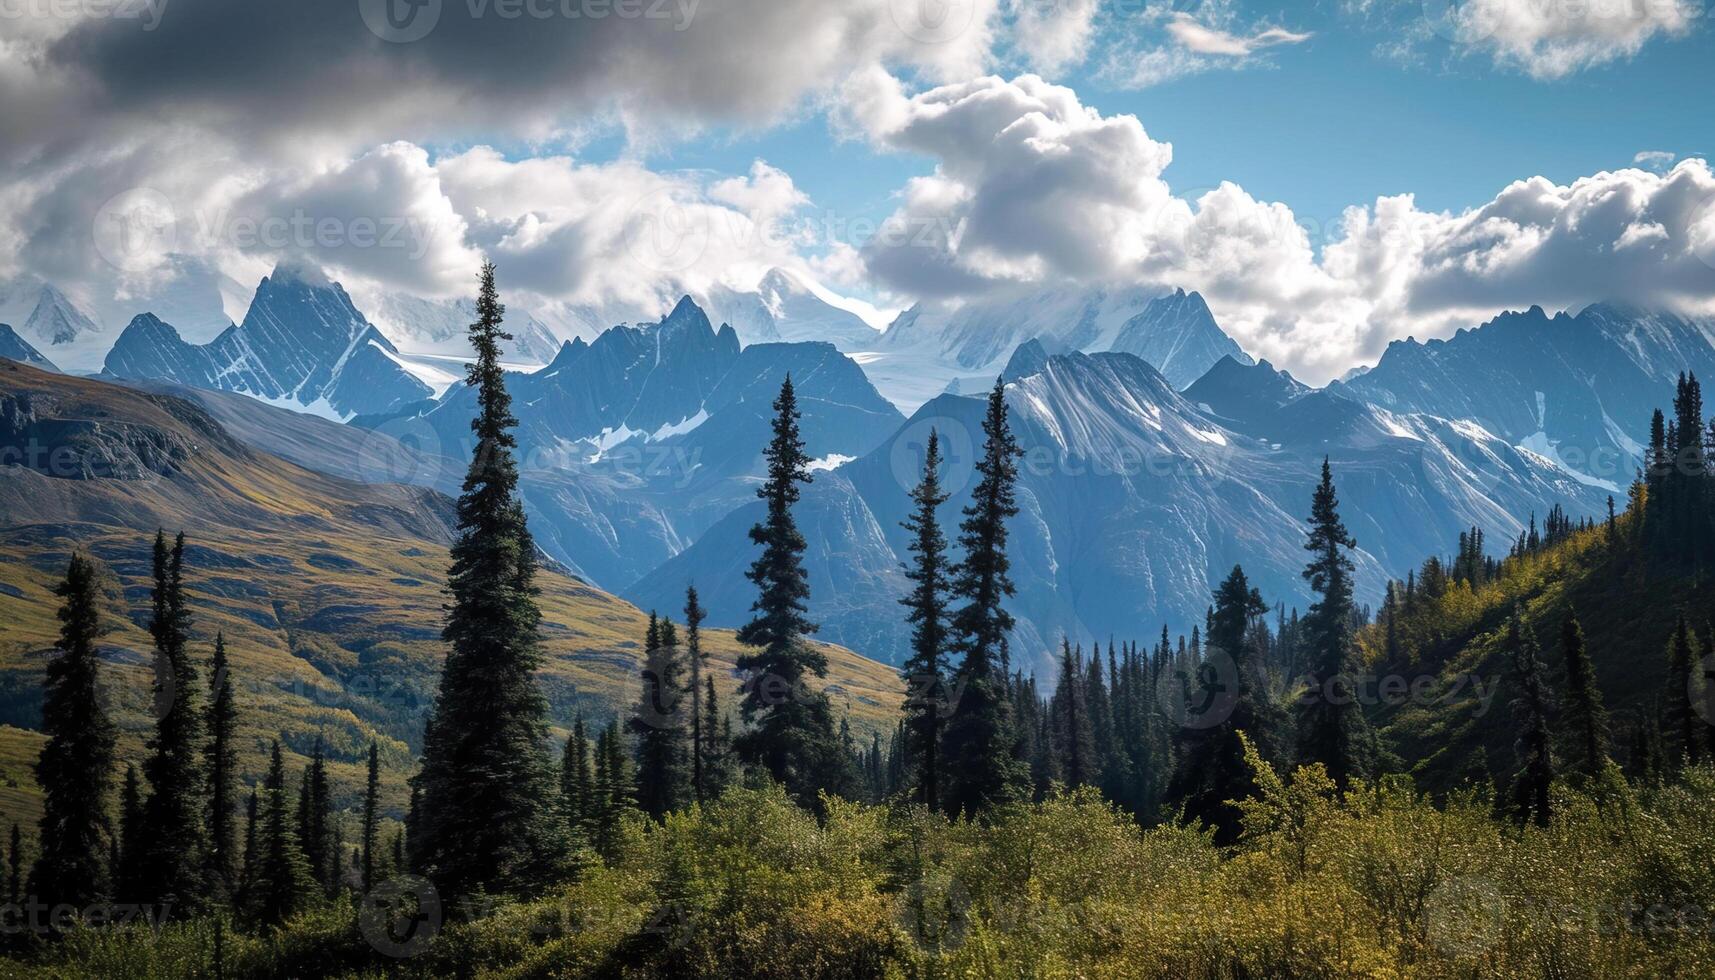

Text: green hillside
xmin=1363 ymin=508 xmax=1712 ymax=792
xmin=0 ymin=359 xmax=904 ymax=829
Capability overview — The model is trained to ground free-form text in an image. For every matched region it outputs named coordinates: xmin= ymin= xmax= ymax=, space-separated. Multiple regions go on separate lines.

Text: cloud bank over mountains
xmin=1 ymin=0 xmax=1711 ymax=384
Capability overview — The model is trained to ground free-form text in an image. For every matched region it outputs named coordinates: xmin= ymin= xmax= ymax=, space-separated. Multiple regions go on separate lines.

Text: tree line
xmin=15 ymin=530 xmax=395 ymax=937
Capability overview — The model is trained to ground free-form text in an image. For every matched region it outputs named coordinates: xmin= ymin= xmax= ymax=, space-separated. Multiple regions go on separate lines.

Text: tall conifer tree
xmin=204 ymin=632 xmax=239 ymax=898
xmin=561 ymin=718 xmax=593 ymax=841
xmin=1295 ymin=461 xmax=1375 ymax=786
xmin=734 ymin=375 xmax=844 ymax=805
xmin=899 ymin=429 xmax=952 ymax=810
xmin=685 ymin=587 xmax=708 ymax=804
xmin=1169 ymin=565 xmax=1274 ymax=844
xmin=361 ymin=742 xmax=380 ymax=892
xmin=942 ymin=379 xmax=1029 ymax=816
xmin=29 ymin=552 xmax=117 ymax=912
xmin=411 ymin=263 xmax=565 ymax=898
xmin=250 ymin=742 xmax=312 ymax=926
xmin=631 ymin=614 xmax=690 ymax=820
xmin=1665 ymin=614 xmax=1702 ymax=768
xmin=1506 ymin=609 xmax=1556 ymax=827
xmin=139 ymin=531 xmax=209 ymax=912
xmin=1558 ymin=611 xmax=1610 ymax=780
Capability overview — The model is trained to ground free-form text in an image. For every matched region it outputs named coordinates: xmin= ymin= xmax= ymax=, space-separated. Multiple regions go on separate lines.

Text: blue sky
xmin=644 ymin=1 xmax=1715 ymax=249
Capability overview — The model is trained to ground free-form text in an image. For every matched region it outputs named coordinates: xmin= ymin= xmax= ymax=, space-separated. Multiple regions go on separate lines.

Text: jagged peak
xmin=262 ymin=260 xmax=333 ymax=289
xmin=1002 ymin=337 xmax=1052 ymax=381
xmin=118 ymin=311 xmax=183 ymax=338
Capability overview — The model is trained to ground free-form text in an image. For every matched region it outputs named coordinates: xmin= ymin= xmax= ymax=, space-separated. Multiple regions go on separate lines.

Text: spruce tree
xmin=685 ymin=587 xmax=708 ymax=804
xmin=29 ymin=552 xmax=117 ymax=912
xmin=942 ymin=379 xmax=1030 ymax=817
xmin=250 ymin=742 xmax=312 ymax=926
xmin=1665 ymin=614 xmax=1702 ymax=768
xmin=301 ymin=743 xmax=332 ymax=892
xmin=1168 ymin=565 xmax=1274 ymax=844
xmin=1506 ymin=609 xmax=1556 ymax=827
xmin=631 ymin=613 xmax=690 ymax=820
xmin=1295 ymin=460 xmax=1375 ymax=787
xmin=361 ymin=742 xmax=380 ymax=892
xmin=411 ymin=263 xmax=565 ymax=898
xmin=702 ymin=676 xmax=734 ymax=799
xmin=734 ymin=375 xmax=843 ymax=805
xmin=1050 ymin=639 xmax=1093 ymax=787
xmin=561 ymin=717 xmax=593 ymax=841
xmin=139 ymin=531 xmax=209 ymax=912
xmin=898 ymin=428 xmax=952 ymax=810
xmin=205 ymin=632 xmax=239 ymax=899
xmin=115 ymin=764 xmax=143 ymax=903
xmin=1558 ymin=610 xmax=1610 ymax=780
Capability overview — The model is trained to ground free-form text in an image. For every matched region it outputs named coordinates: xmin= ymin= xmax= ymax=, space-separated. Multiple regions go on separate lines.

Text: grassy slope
xmin=1365 ymin=514 xmax=1711 ymax=791
xmin=0 ymin=360 xmax=903 ymax=829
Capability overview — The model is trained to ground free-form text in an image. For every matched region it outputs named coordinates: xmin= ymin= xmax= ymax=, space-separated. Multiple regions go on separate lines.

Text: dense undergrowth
xmin=12 ymin=750 xmax=1715 ymax=979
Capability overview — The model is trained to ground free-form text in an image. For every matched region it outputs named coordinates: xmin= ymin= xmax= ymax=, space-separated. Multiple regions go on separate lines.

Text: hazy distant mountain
xmin=864 ymin=285 xmax=1251 ymax=412
xmin=0 ymin=324 xmax=57 ymax=372
xmin=700 ymin=268 xmax=883 ymax=351
xmin=365 ymin=290 xmax=563 ymax=364
xmin=102 ymin=264 xmax=432 ymax=418
xmin=1336 ymin=303 xmax=1715 ymax=487
xmin=22 ymin=284 xmax=99 ymax=347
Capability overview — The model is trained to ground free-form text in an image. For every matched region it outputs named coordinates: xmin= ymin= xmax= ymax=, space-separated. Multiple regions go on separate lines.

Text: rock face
xmin=0 ymin=324 xmax=57 ymax=373
xmin=102 ymin=265 xmax=431 ymax=418
xmin=1335 ymin=302 xmax=1715 ymax=486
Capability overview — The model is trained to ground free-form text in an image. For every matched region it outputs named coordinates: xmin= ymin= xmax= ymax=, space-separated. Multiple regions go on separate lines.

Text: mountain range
xmin=1335 ymin=303 xmax=1715 ymax=488
xmin=5 ymin=261 xmax=1698 ymax=678
xmin=627 ymin=347 xmax=1605 ymax=678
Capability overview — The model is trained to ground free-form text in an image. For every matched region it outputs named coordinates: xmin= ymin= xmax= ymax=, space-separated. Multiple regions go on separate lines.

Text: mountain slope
xmin=1336 ymin=303 xmax=1715 ymax=485
xmin=102 ymin=265 xmax=432 ymax=418
xmin=0 ymin=324 xmax=57 ymax=372
xmin=0 ymin=360 xmax=903 ymax=829
xmin=1368 ymin=515 xmax=1706 ymax=794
